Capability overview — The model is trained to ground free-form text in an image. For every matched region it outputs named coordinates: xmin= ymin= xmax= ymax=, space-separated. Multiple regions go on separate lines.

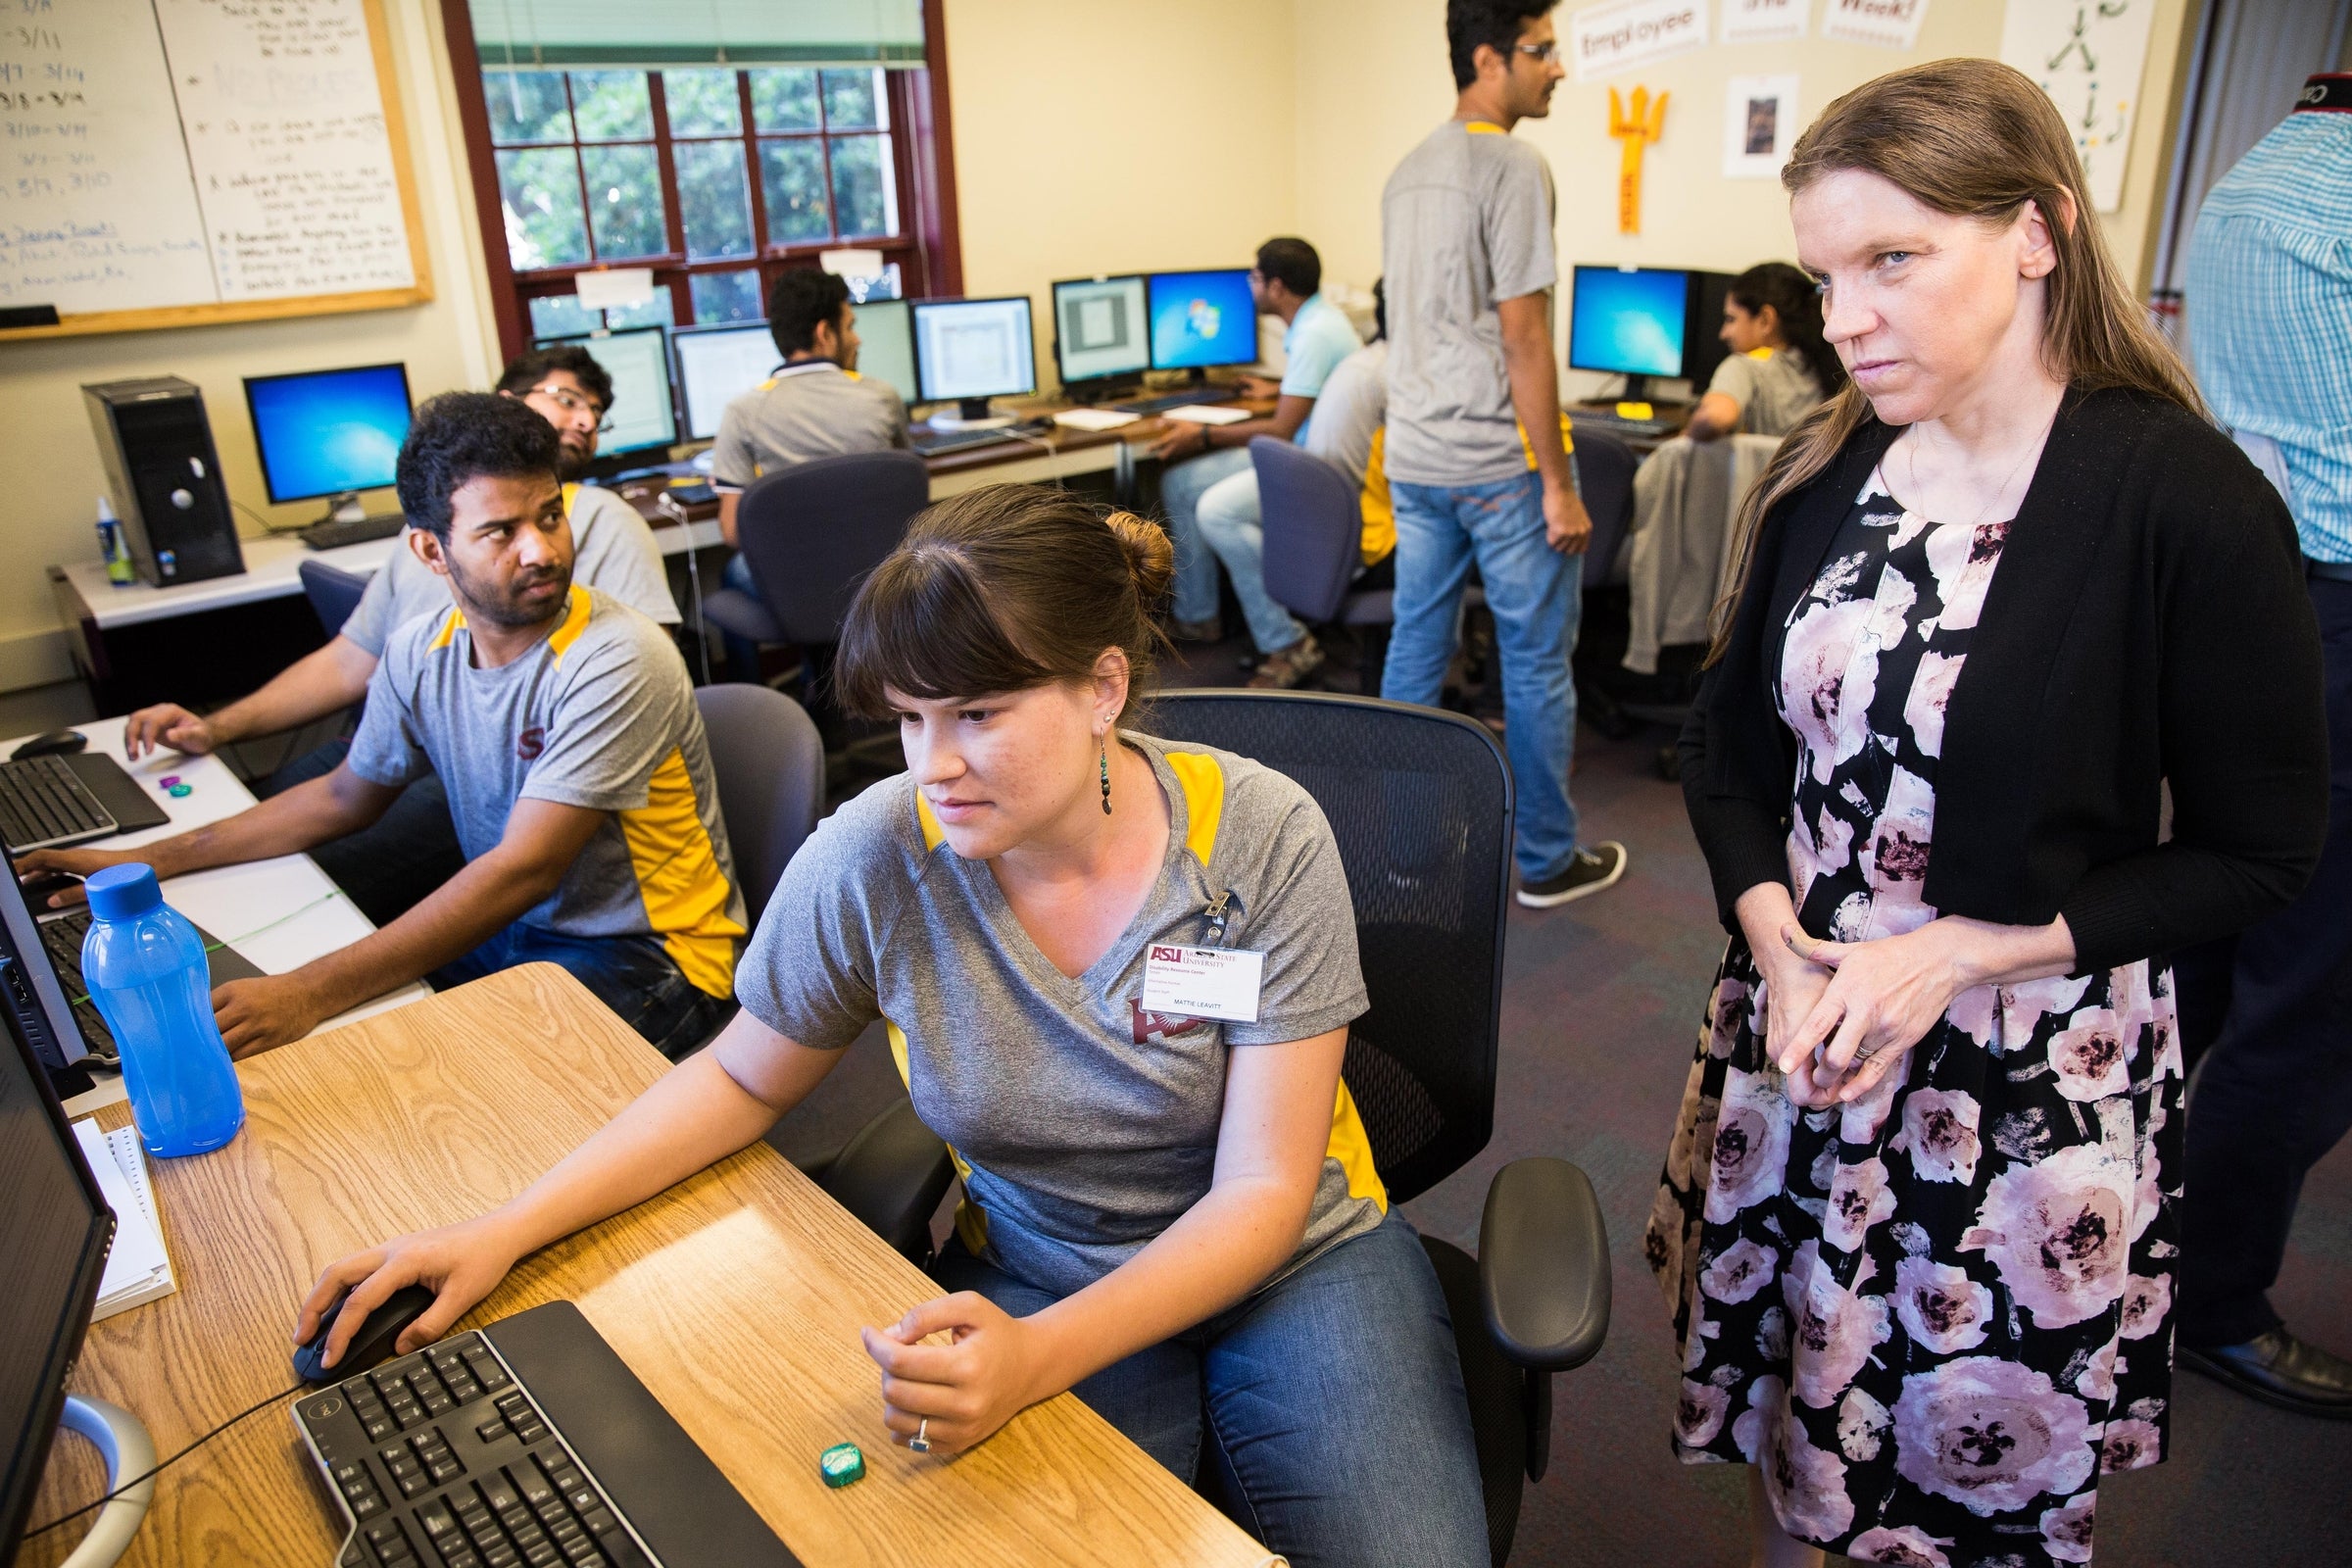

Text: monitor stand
xmin=1619 ymin=374 xmax=1655 ymax=405
xmin=53 ymin=1396 xmax=155 ymax=1568
xmin=928 ymin=398 xmax=1015 ymax=431
xmin=313 ymin=491 xmax=368 ymax=527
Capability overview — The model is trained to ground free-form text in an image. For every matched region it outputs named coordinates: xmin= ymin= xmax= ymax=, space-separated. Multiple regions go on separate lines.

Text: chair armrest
xmin=819 ymin=1096 xmax=956 ymax=1265
xmin=1478 ymin=1157 xmax=1610 ymax=1372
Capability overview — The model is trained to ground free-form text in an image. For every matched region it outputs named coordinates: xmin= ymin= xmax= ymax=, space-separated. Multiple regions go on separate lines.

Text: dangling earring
xmin=1100 ymin=740 xmax=1112 ymax=815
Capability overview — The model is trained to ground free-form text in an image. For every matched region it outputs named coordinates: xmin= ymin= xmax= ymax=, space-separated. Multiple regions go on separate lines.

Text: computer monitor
xmin=0 ymin=932 xmax=116 ymax=1561
xmin=671 ymin=323 xmax=782 ymax=444
xmin=911 ymin=296 xmax=1037 ymax=427
xmin=243 ymin=363 xmax=414 ymax=522
xmin=533 ymin=326 xmax=677 ymax=462
xmin=852 ymin=297 xmax=917 ymax=407
xmin=1146 ymin=269 xmax=1258 ymax=380
xmin=1052 ymin=274 xmax=1150 ymax=392
xmin=1566 ymin=266 xmax=1736 ymax=400
xmin=0 ymin=846 xmax=94 ymax=1073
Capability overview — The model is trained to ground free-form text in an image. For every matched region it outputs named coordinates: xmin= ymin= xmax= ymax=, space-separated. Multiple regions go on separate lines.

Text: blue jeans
xmin=265 ymin=740 xmax=466 ymax=929
xmin=719 ymin=552 xmax=768 ymax=682
xmin=1197 ymin=469 xmax=1309 ymax=655
xmin=934 ymin=1212 xmax=1488 ymax=1568
xmin=1381 ymin=471 xmax=1583 ymax=882
xmin=1159 ymin=446 xmax=1255 ymax=626
xmin=430 ymin=925 xmax=731 ymax=1061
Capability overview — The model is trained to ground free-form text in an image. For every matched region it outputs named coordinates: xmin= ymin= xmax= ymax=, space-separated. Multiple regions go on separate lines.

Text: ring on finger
xmin=908 ymin=1417 xmax=930 ymax=1454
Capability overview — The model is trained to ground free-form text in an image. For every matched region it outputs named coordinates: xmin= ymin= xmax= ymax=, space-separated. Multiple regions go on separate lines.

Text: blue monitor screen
xmin=1148 ymin=270 xmax=1257 ymax=370
xmin=1568 ymin=268 xmax=1689 ymax=378
xmin=244 ymin=364 xmax=414 ymax=504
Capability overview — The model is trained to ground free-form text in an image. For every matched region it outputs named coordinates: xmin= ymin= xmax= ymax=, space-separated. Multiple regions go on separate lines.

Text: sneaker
xmin=1169 ymin=616 xmax=1224 ymax=644
xmin=1516 ymin=843 xmax=1628 ymax=908
xmin=1246 ymin=633 xmax=1325 ymax=689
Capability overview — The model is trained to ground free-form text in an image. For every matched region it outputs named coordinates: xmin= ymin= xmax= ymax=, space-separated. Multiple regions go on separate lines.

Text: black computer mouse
xmin=10 ymin=730 xmax=87 ymax=761
xmin=19 ymin=869 xmax=82 ymax=907
xmin=294 ymin=1283 xmax=440 ymax=1383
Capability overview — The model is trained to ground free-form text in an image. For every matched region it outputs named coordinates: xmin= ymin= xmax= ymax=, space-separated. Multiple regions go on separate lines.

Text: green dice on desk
xmin=819 ymin=1442 xmax=865 ymax=1488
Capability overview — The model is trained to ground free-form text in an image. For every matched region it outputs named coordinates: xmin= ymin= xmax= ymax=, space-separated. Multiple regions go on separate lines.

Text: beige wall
xmin=0 ymin=0 xmax=499 ymax=692
xmin=940 ymin=0 xmax=1299 ymax=383
xmin=1292 ymin=0 xmax=2200 ymax=399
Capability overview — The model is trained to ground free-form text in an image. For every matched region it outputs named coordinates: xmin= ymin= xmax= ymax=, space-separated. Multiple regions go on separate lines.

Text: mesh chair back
xmin=1250 ymin=436 xmax=1362 ymax=623
xmin=1572 ymin=428 xmax=1639 ymax=587
xmin=298 ymin=559 xmax=370 ymax=637
xmin=1148 ymin=691 xmax=1512 ymax=1202
xmin=734 ymin=451 xmax=932 ymax=647
xmin=694 ymin=685 xmax=825 ymax=928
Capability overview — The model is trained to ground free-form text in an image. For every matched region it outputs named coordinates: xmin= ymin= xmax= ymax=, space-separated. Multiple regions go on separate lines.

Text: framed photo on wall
xmin=1723 ymin=74 xmax=1800 ymax=179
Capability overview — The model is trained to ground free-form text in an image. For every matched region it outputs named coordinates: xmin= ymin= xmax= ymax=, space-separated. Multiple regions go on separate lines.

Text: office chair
xmin=697 ymin=450 xmax=932 ymax=674
xmin=297 ymin=559 xmax=370 ymax=638
xmin=1571 ymin=426 xmax=1640 ymax=588
xmin=1150 ymin=690 xmax=1608 ymax=1564
xmin=692 ymin=684 xmax=823 ymax=928
xmin=1250 ymin=435 xmax=1395 ymax=691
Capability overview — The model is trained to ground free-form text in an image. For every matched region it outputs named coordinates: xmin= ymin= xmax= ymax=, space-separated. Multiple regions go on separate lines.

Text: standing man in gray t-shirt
xmin=1381 ymin=0 xmax=1626 ymax=908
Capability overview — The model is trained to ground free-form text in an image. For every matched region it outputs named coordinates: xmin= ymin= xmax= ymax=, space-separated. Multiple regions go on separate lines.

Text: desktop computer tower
xmin=82 ymin=377 xmax=245 ymax=587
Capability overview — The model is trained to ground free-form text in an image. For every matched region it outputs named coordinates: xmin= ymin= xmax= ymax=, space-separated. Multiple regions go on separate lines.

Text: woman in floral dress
xmin=1651 ymin=62 xmax=2328 ymax=1568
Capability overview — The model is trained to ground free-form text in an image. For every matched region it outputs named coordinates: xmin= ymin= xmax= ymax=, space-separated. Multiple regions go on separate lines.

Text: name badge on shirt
xmin=1142 ymin=943 xmax=1264 ymax=1024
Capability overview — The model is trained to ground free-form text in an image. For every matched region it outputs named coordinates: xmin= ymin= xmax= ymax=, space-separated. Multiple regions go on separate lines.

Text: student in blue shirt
xmin=1154 ymin=237 xmax=1362 ymax=687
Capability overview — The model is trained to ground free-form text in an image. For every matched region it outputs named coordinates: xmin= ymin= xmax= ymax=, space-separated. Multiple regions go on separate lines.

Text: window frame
xmin=441 ymin=0 xmax=964 ymax=363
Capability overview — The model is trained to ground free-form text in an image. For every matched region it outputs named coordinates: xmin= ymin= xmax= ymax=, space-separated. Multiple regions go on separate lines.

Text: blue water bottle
xmin=82 ymin=864 xmax=243 ymax=1157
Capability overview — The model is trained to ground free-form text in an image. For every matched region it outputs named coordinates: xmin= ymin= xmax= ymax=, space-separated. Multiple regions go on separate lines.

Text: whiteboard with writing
xmin=0 ymin=0 xmax=426 ymax=335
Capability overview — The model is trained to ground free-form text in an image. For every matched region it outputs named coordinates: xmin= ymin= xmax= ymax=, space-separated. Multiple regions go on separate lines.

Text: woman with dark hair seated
xmin=292 ymin=486 xmax=1491 ymax=1568
xmin=1685 ymin=261 xmax=1846 ymax=442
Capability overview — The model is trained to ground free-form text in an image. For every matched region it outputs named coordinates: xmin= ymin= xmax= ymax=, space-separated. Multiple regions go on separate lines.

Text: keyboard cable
xmin=24 ymin=1380 xmax=306 ymax=1540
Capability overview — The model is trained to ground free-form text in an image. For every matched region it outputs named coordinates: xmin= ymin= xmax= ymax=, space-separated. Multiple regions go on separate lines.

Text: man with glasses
xmin=1153 ymin=236 xmax=1361 ymax=688
xmin=120 ymin=345 xmax=681 ymax=924
xmin=1381 ymin=0 xmax=1628 ymax=909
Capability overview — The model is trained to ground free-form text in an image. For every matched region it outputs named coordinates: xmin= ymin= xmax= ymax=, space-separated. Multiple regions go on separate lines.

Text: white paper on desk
xmin=573 ymin=267 xmax=655 ymax=310
xmin=72 ymin=1119 xmax=176 ymax=1319
xmin=1160 ymin=405 xmax=1250 ymax=426
xmin=1052 ymin=408 xmax=1139 ymax=431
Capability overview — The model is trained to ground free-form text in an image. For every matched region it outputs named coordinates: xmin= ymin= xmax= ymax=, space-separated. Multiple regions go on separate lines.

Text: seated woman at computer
xmin=293 ymin=487 xmax=1491 ymax=1568
xmin=115 ymin=346 xmax=681 ymax=928
xmin=22 ymin=394 xmax=744 ymax=1061
xmin=1680 ymin=261 xmax=1842 ymax=441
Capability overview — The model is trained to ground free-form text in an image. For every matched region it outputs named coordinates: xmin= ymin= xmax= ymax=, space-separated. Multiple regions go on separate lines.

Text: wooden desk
xmin=22 ymin=965 xmax=1278 ymax=1568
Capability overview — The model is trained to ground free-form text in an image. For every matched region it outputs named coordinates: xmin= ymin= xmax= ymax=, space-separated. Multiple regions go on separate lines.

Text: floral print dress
xmin=1647 ymin=470 xmax=2184 ymax=1567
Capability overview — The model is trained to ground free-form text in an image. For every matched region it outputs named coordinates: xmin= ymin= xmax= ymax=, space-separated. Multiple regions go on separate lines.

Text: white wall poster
xmin=1723 ymin=0 xmax=1807 ymax=44
xmin=1571 ymin=0 xmax=1710 ymax=83
xmin=1820 ymin=0 xmax=1928 ymax=50
xmin=1724 ymin=74 xmax=1801 ymax=177
xmin=1999 ymin=0 xmax=2160 ymax=213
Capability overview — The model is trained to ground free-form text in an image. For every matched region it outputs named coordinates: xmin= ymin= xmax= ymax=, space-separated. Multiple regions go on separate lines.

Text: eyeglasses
xmin=1514 ymin=41 xmax=1559 ymax=64
xmin=527 ymin=383 xmax=612 ymax=432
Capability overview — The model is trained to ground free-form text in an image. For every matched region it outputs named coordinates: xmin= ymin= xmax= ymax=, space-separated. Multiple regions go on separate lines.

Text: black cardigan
xmin=1680 ymin=384 xmax=2328 ymax=975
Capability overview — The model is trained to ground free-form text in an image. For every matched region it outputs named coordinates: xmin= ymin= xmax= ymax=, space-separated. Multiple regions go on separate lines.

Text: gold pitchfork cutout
xmin=1608 ymin=85 xmax=1669 ymax=235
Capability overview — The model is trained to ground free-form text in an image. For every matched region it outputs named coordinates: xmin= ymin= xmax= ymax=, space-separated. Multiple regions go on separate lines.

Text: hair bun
xmin=1104 ymin=510 xmax=1175 ymax=608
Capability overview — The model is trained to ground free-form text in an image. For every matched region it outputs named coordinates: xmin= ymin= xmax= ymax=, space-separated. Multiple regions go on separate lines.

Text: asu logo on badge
xmin=516 ymin=726 xmax=546 ymax=760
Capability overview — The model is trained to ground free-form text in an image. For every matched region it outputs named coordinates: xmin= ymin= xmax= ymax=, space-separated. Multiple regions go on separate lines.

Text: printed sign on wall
xmin=1820 ymin=0 xmax=1929 ymax=50
xmin=1724 ymin=74 xmax=1801 ymax=178
xmin=1723 ymin=0 xmax=1807 ymax=44
xmin=1571 ymin=0 xmax=1710 ymax=83
xmin=1999 ymin=0 xmax=2159 ymax=213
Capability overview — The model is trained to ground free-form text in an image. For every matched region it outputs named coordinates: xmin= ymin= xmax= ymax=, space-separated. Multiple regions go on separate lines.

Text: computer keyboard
xmin=1113 ymin=387 xmax=1229 ymax=414
xmin=300 ymin=1333 xmax=653 ymax=1568
xmin=35 ymin=908 xmax=114 ymax=1059
xmin=303 ymin=513 xmax=408 ymax=552
xmin=0 ymin=756 xmax=117 ymax=853
xmin=909 ymin=424 xmax=1034 ymax=456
